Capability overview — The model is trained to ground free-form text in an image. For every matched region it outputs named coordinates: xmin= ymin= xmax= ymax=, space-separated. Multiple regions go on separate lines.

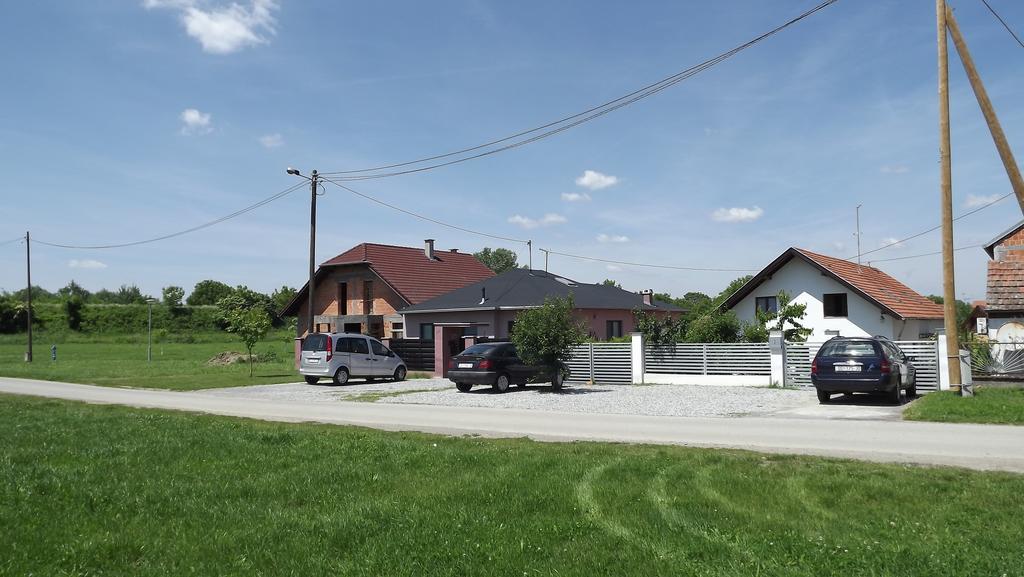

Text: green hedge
xmin=15 ymin=304 xmax=224 ymax=334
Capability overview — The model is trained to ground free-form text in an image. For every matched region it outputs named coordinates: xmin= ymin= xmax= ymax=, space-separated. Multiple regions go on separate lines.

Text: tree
xmin=510 ymin=296 xmax=587 ymax=387
xmin=63 ymin=294 xmax=85 ymax=331
xmin=600 ymin=279 xmax=622 ymax=288
xmin=217 ymin=294 xmax=272 ymax=377
xmin=114 ymin=284 xmax=147 ymax=305
xmin=684 ymin=310 xmax=741 ymax=343
xmin=927 ymin=295 xmax=972 ymax=328
xmin=187 ymin=280 xmax=234 ymax=306
xmin=270 ymin=286 xmax=298 ymax=317
xmin=745 ymin=290 xmax=811 ymax=343
xmin=57 ymin=280 xmax=91 ymax=302
xmin=162 ymin=286 xmax=185 ymax=307
xmin=474 ymin=247 xmax=519 ymax=274
xmin=633 ymin=310 xmax=685 ymax=344
xmin=712 ymin=275 xmax=753 ymax=308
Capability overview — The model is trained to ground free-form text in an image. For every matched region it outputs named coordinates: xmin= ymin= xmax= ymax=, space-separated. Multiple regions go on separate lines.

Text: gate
xmin=967 ymin=340 xmax=1024 ymax=380
xmin=784 ymin=340 xmax=939 ymax=391
xmin=566 ymin=342 xmax=632 ymax=385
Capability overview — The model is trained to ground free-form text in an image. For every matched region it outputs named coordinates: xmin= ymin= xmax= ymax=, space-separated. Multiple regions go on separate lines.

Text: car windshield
xmin=302 ymin=334 xmax=329 ymax=352
xmin=818 ymin=341 xmax=877 ymax=357
xmin=460 ymin=343 xmax=500 ymax=356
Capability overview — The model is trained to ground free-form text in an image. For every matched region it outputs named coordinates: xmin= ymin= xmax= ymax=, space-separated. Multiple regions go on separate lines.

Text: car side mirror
xmin=387 ymin=351 xmax=395 ymax=357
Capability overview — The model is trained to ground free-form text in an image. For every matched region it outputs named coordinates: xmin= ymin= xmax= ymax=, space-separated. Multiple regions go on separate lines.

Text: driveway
xmin=3 ymin=376 xmax=1022 ymax=473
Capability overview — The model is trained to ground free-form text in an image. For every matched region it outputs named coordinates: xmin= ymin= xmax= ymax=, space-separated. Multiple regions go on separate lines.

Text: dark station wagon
xmin=447 ymin=342 xmax=566 ymax=393
xmin=811 ymin=336 xmax=917 ymax=404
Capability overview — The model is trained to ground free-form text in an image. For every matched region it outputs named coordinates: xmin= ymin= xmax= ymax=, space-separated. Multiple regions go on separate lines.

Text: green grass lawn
xmin=2 ymin=395 xmax=1022 ymax=576
xmin=904 ymin=386 xmax=1024 ymax=425
xmin=0 ymin=332 xmax=301 ymax=390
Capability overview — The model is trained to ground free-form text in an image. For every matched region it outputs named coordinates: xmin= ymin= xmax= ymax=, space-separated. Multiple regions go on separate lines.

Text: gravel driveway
xmin=206 ymin=378 xmax=817 ymax=418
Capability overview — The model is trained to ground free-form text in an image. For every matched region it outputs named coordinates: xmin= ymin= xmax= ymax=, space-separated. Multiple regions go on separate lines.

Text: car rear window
xmin=302 ymin=334 xmax=328 ymax=352
xmin=818 ymin=341 xmax=878 ymax=357
xmin=461 ymin=343 xmax=500 ymax=356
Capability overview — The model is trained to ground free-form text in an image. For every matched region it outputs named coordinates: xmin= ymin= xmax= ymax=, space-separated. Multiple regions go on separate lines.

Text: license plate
xmin=835 ymin=365 xmax=861 ymax=372
xmin=458 ymin=363 xmax=473 ymax=369
xmin=306 ymin=358 xmax=320 ymax=364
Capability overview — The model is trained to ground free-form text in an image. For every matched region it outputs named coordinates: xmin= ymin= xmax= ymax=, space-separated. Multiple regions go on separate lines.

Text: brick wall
xmin=295 ymin=264 xmax=407 ymax=335
xmin=995 ymin=227 xmax=1024 ymax=262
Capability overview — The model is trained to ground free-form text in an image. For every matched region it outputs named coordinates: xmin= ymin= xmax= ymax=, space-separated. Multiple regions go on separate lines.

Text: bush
xmin=510 ymin=296 xmax=587 ymax=372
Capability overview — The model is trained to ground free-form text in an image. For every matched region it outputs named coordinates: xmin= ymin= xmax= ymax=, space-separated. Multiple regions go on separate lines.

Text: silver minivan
xmin=299 ymin=332 xmax=408 ymax=385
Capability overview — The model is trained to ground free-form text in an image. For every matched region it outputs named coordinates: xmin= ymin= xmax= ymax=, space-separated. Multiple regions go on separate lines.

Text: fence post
xmin=769 ymin=330 xmax=784 ymax=387
xmin=630 ymin=332 xmax=644 ymax=384
xmin=588 ymin=343 xmax=595 ymax=384
xmin=936 ymin=335 xmax=951 ymax=391
xmin=701 ymin=344 xmax=708 ymax=375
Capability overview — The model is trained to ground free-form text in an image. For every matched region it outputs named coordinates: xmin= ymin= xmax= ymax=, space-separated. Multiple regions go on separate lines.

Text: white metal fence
xmin=645 ymin=343 xmax=771 ymax=376
xmin=566 ymin=342 xmax=633 ymax=384
xmin=784 ymin=340 xmax=939 ymax=391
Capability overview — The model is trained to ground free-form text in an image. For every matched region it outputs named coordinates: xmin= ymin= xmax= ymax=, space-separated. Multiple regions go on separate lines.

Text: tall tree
xmin=270 ymin=286 xmax=298 ymax=317
xmin=187 ymin=280 xmax=234 ymax=306
xmin=162 ymin=286 xmax=185 ymax=307
xmin=473 ymin=247 xmax=519 ymax=274
xmin=600 ymin=279 xmax=622 ymax=289
xmin=57 ymin=280 xmax=91 ymax=302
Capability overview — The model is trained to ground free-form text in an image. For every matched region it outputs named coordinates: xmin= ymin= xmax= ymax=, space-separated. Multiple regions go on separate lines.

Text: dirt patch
xmin=207 ymin=352 xmax=248 ymax=366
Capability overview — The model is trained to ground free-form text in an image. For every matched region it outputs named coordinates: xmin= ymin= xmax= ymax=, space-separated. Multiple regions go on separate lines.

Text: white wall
xmin=732 ymin=258 xmax=896 ymax=340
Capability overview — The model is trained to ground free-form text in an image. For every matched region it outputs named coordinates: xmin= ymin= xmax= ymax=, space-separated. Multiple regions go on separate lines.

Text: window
xmin=755 ymin=296 xmax=778 ymax=314
xmin=362 ymin=280 xmax=373 ymax=314
xmin=301 ymin=334 xmax=328 ymax=351
xmin=371 ymin=340 xmax=388 ymax=357
xmin=420 ymin=323 xmax=434 ymax=341
xmin=507 ymin=320 xmax=516 ymax=336
xmin=823 ymin=293 xmax=848 ymax=317
xmin=349 ymin=337 xmax=369 ymax=355
xmin=389 ymin=321 xmax=404 ymax=340
xmin=338 ymin=282 xmax=348 ymax=315
xmin=606 ymin=320 xmax=623 ymax=339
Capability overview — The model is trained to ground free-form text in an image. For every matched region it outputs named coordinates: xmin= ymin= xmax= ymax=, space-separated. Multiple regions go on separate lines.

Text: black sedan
xmin=447 ymin=342 xmax=566 ymax=393
xmin=811 ymin=336 xmax=917 ymax=404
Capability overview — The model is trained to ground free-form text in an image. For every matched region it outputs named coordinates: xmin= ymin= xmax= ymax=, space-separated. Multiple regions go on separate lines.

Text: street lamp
xmin=146 ymin=298 xmax=157 ymax=362
xmin=287 ymin=167 xmax=320 ymax=336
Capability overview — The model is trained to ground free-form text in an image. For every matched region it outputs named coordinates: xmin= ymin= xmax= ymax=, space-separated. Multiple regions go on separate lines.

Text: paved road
xmin=2 ymin=377 xmax=1022 ymax=473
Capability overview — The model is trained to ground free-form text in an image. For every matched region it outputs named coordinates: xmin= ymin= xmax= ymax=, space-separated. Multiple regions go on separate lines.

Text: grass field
xmin=2 ymin=395 xmax=1022 ymax=576
xmin=0 ymin=331 xmax=300 ymax=390
xmin=904 ymin=386 xmax=1024 ymax=425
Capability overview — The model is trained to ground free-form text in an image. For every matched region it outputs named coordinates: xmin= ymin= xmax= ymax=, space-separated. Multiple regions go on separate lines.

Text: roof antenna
xmin=855 ymin=204 xmax=863 ymax=270
xmin=479 ymin=287 xmax=487 ymax=305
xmin=527 ymin=240 xmax=533 ymax=271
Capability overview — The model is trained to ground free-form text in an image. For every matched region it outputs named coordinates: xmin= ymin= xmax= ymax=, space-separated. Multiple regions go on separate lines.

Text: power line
xmin=868 ymin=244 xmax=983 ymax=264
xmin=320 ymin=0 xmax=841 ymax=181
xmin=0 ymin=236 xmax=23 ymax=247
xmin=979 ymin=0 xmax=1024 ymax=49
xmin=32 ymin=181 xmax=307 ymax=250
xmin=540 ymin=249 xmax=759 ymax=273
xmin=847 ymin=191 xmax=1011 ymax=260
xmin=318 ymin=176 xmax=530 ymax=244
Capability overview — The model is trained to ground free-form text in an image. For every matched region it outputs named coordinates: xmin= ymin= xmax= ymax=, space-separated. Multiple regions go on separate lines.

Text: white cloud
xmin=575 ymin=170 xmax=619 ymax=190
xmin=507 ymin=213 xmax=567 ymax=229
xmin=144 ymin=0 xmax=278 ymax=54
xmin=880 ymin=237 xmax=905 ymax=249
xmin=606 ymin=264 xmax=622 ymax=272
xmin=964 ymin=193 xmax=1002 ymax=208
xmin=561 ymin=192 xmax=591 ymax=202
xmin=259 ymin=133 xmax=284 ymax=148
xmin=711 ymin=206 xmax=763 ymax=223
xmin=880 ymin=164 xmax=910 ymax=174
xmin=69 ymin=259 xmax=107 ymax=270
xmin=597 ymin=234 xmax=630 ymax=243
xmin=180 ymin=108 xmax=212 ymax=134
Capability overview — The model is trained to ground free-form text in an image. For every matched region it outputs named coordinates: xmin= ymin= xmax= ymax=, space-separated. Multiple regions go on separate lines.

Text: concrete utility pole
xmin=937 ymin=0 xmax=963 ymax=390
xmin=541 ymin=248 xmax=550 ymax=272
xmin=24 ymin=231 xmax=32 ymax=363
xmin=945 ymin=6 xmax=1024 ymax=216
xmin=855 ymin=204 xmax=862 ymax=266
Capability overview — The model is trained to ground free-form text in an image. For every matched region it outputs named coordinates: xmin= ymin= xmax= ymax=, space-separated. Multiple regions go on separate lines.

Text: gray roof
xmin=984 ymin=219 xmax=1024 ymax=259
xmin=399 ymin=268 xmax=684 ymax=314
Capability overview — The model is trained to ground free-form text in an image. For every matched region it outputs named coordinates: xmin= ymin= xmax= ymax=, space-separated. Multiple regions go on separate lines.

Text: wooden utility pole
xmin=308 ymin=170 xmax=319 ymax=335
xmin=24 ymin=231 xmax=33 ymax=362
xmin=937 ymin=0 xmax=963 ymax=389
xmin=945 ymin=6 xmax=1024 ymax=215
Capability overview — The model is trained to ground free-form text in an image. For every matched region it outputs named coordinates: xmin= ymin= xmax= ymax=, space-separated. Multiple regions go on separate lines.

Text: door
xmin=340 ymin=336 xmax=373 ymax=377
xmin=369 ymin=338 xmax=396 ymax=376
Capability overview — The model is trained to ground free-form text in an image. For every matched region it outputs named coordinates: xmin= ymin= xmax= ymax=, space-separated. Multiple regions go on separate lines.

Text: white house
xmin=724 ymin=247 xmax=945 ymax=341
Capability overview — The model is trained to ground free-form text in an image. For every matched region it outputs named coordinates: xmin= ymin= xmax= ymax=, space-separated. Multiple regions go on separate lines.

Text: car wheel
xmin=456 ymin=382 xmax=473 ymax=392
xmin=816 ymin=388 xmax=831 ymax=404
xmin=907 ymin=383 xmax=917 ymax=398
xmin=333 ymin=367 xmax=349 ymax=386
xmin=394 ymin=366 xmax=407 ymax=382
xmin=304 ymin=375 xmax=319 ymax=385
xmin=494 ymin=374 xmax=510 ymax=393
xmin=888 ymin=371 xmax=902 ymax=405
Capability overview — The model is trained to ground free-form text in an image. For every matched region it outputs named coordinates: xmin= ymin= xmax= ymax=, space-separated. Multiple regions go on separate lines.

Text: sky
xmin=1 ymin=0 xmax=1022 ymax=303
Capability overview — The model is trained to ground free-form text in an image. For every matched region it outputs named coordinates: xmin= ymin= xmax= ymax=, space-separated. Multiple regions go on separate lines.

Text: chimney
xmin=424 ymin=239 xmax=435 ymax=260
xmin=640 ymin=289 xmax=654 ymax=306
xmin=450 ymin=248 xmax=458 ymax=253
xmin=479 ymin=287 xmax=487 ymax=305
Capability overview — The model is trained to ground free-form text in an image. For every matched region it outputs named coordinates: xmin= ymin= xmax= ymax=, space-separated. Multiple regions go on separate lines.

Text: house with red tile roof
xmin=723 ymin=247 xmax=945 ymax=341
xmin=280 ymin=240 xmax=494 ymax=338
xmin=981 ymin=219 xmax=1024 ymax=339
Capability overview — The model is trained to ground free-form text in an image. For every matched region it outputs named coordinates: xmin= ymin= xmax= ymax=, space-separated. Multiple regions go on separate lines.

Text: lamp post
xmin=146 ymin=298 xmax=157 ymax=362
xmin=287 ymin=167 xmax=320 ymax=336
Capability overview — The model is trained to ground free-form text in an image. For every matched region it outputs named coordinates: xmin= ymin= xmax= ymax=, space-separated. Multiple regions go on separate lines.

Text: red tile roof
xmin=986 ymin=260 xmax=1024 ymax=312
xmin=322 ymin=243 xmax=494 ymax=305
xmin=793 ymin=248 xmax=945 ymax=319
